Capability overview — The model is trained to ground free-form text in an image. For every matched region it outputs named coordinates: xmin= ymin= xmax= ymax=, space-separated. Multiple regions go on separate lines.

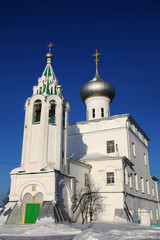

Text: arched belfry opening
xmin=33 ymin=99 xmax=42 ymax=123
xmin=49 ymin=100 xmax=56 ymax=124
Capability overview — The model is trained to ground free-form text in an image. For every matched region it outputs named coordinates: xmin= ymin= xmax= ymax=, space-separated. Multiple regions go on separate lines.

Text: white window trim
xmin=129 ymin=174 xmax=132 ymax=189
xmin=106 ymin=140 xmax=115 ymax=154
xmin=134 ymin=174 xmax=138 ymax=191
xmin=141 ymin=177 xmax=145 ymax=193
xmin=106 ymin=172 xmax=115 ymax=185
xmin=146 ymin=180 xmax=150 ymax=195
xmin=144 ymin=153 xmax=147 ymax=166
xmin=132 ymin=142 xmax=136 ymax=157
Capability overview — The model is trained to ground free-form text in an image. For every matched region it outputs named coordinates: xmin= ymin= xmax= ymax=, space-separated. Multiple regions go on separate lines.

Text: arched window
xmin=33 ymin=100 xmax=42 ymax=123
xmin=49 ymin=100 xmax=56 ymax=124
xmin=101 ymin=108 xmax=104 ymax=117
xmin=92 ymin=108 xmax=95 ymax=118
xmin=39 ymin=87 xmax=42 ymax=93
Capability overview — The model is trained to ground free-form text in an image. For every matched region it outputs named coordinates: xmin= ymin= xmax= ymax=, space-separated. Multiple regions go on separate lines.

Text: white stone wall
xmin=124 ymin=121 xmax=159 ymax=218
xmin=68 ymin=115 xmax=129 ymax=160
xmin=86 ymin=158 xmax=124 ymax=221
xmin=68 ymin=158 xmax=91 ymax=192
xmin=21 ymin=94 xmax=69 ymax=173
xmin=9 ymin=171 xmax=56 ymax=202
xmin=68 ymin=114 xmax=159 ymax=221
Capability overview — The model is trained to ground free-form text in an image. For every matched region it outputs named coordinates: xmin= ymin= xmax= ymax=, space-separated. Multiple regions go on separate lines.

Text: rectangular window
xmin=129 ymin=174 xmax=132 ymax=189
xmin=106 ymin=172 xmax=114 ymax=184
xmin=144 ymin=153 xmax=147 ymax=166
xmin=150 ymin=210 xmax=153 ymax=221
xmin=132 ymin=142 xmax=136 ymax=157
xmin=156 ymin=209 xmax=159 ymax=220
xmin=92 ymin=109 xmax=95 ymax=118
xmin=141 ymin=177 xmax=144 ymax=193
xmin=146 ymin=180 xmax=150 ymax=195
xmin=106 ymin=140 xmax=115 ymax=153
xmin=152 ymin=187 xmax=155 ymax=197
xmin=134 ymin=174 xmax=138 ymax=191
xmin=84 ymin=173 xmax=89 ymax=187
xmin=101 ymin=108 xmax=104 ymax=117
xmin=63 ymin=109 xmax=66 ymax=128
xmin=125 ymin=169 xmax=128 ymax=185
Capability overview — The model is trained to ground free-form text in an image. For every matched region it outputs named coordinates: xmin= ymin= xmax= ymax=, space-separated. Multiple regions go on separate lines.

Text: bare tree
xmin=76 ymin=178 xmax=103 ymax=224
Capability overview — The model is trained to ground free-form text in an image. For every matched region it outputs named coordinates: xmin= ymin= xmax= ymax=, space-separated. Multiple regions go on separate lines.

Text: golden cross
xmin=92 ymin=49 xmax=102 ymax=66
xmin=47 ymin=42 xmax=53 ymax=53
xmin=33 ymin=196 xmax=35 ymax=203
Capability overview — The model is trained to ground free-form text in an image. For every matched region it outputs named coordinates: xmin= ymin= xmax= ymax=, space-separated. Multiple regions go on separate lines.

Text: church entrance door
xmin=24 ymin=203 xmax=41 ymax=224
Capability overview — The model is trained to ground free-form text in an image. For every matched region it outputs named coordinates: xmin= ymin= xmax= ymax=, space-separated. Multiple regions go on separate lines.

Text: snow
xmin=0 ymin=218 xmax=160 ymax=239
xmin=72 ymin=221 xmax=160 ymax=240
xmin=23 ymin=217 xmax=81 ymax=236
xmin=80 ymin=153 xmax=107 ymax=160
xmin=0 ymin=202 xmax=15 ymax=224
xmin=0 ymin=217 xmax=81 ymax=236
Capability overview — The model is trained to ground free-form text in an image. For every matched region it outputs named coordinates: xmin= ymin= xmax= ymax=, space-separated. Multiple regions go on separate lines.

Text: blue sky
xmin=0 ymin=0 xmax=160 ymax=203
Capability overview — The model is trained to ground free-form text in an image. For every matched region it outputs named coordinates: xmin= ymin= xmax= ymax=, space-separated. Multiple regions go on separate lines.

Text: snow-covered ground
xmin=0 ymin=217 xmax=80 ymax=237
xmin=0 ymin=217 xmax=160 ymax=240
xmin=73 ymin=220 xmax=160 ymax=240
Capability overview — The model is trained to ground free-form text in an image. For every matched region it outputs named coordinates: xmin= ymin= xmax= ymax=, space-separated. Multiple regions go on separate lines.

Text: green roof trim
xmin=46 ymin=79 xmax=50 ymax=94
xmin=44 ymin=66 xmax=48 ymax=76
xmin=48 ymin=66 xmax=52 ymax=76
xmin=43 ymin=85 xmax=46 ymax=93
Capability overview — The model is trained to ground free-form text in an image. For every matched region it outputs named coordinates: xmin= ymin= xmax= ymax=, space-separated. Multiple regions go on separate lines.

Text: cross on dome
xmin=92 ymin=49 xmax=102 ymax=66
xmin=47 ymin=42 xmax=53 ymax=53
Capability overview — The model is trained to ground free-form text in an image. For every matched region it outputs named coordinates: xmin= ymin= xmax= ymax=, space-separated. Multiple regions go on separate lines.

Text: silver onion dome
xmin=80 ymin=72 xmax=116 ymax=102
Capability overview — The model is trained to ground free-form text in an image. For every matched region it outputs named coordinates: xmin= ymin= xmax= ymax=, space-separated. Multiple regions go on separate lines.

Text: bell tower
xmin=8 ymin=44 xmax=74 ymax=224
xmin=21 ymin=43 xmax=69 ymax=173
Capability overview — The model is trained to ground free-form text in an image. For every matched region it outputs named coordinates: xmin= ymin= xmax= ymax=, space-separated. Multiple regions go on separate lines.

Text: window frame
xmin=125 ymin=168 xmax=128 ymax=185
xmin=84 ymin=173 xmax=89 ymax=187
xmin=106 ymin=140 xmax=115 ymax=154
xmin=129 ymin=174 xmax=132 ymax=189
xmin=106 ymin=172 xmax=115 ymax=185
xmin=141 ymin=177 xmax=145 ymax=193
xmin=92 ymin=108 xmax=95 ymax=118
xmin=101 ymin=108 xmax=104 ymax=117
xmin=134 ymin=173 xmax=138 ymax=191
xmin=146 ymin=180 xmax=150 ymax=195
xmin=144 ymin=153 xmax=147 ymax=166
xmin=132 ymin=142 xmax=136 ymax=157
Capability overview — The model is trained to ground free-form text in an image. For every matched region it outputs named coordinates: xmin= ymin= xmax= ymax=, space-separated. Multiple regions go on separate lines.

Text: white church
xmin=1 ymin=45 xmax=159 ymax=224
